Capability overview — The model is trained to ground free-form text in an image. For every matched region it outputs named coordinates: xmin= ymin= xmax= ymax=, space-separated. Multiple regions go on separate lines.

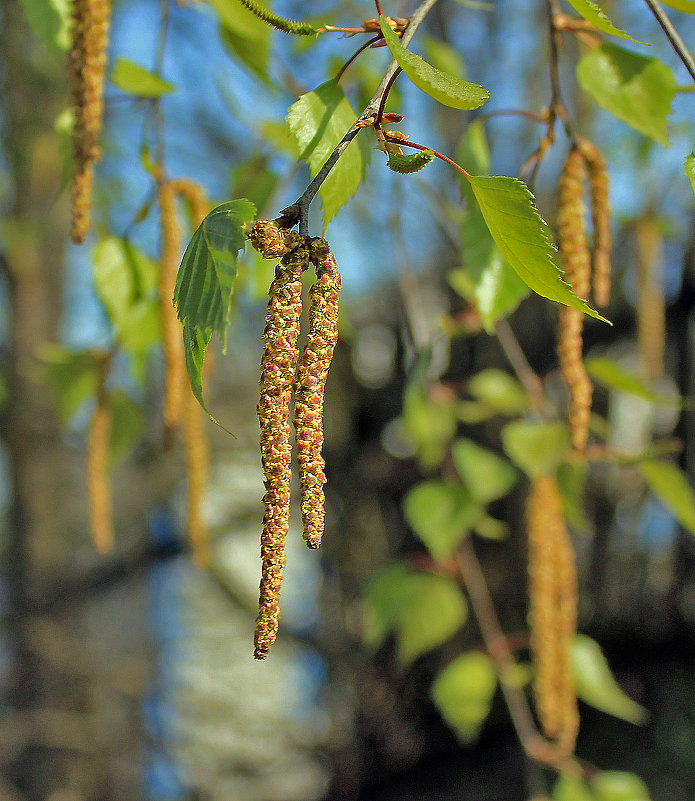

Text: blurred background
xmin=2 ymin=0 xmax=695 ymax=799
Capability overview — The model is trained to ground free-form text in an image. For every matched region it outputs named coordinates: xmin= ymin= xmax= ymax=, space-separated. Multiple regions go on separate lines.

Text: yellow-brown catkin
xmin=293 ymin=238 xmax=341 ymax=549
xmin=527 ymin=475 xmax=579 ymax=756
xmin=87 ymin=397 xmax=115 ymax=554
xmin=247 ymin=219 xmax=304 ymax=259
xmin=159 ymin=179 xmax=208 ymax=432
xmin=254 ymin=244 xmax=306 ymax=659
xmin=557 ymin=148 xmax=593 ymax=453
xmin=578 ymin=139 xmax=611 ymax=308
xmin=69 ymin=0 xmax=112 ymax=244
xmin=636 ymin=217 xmax=665 ymax=382
xmin=184 ymin=390 xmax=209 ymax=567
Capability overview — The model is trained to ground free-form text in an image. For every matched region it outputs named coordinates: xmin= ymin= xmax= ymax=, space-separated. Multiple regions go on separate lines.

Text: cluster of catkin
xmin=86 ymin=359 xmax=114 ymax=554
xmin=68 ymin=0 xmax=112 ymax=244
xmin=557 ymin=141 xmax=611 ymax=452
xmin=159 ymin=179 xmax=211 ymax=566
xmin=249 ymin=220 xmax=341 ymax=659
xmin=527 ymin=474 xmax=579 ymax=756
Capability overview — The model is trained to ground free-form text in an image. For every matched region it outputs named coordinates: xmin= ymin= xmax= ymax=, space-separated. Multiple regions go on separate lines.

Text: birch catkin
xmin=254 ymin=245 xmax=306 ymax=659
xmin=557 ymin=148 xmax=593 ymax=453
xmin=87 ymin=395 xmax=115 ymax=554
xmin=527 ymin=475 xmax=579 ymax=756
xmin=69 ymin=0 xmax=112 ymax=244
xmin=293 ymin=238 xmax=341 ymax=549
xmin=184 ymin=391 xmax=209 ymax=567
xmin=578 ymin=139 xmax=611 ymax=308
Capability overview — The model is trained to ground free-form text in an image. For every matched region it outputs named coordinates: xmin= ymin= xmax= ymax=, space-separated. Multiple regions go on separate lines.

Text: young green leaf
xmin=572 ymin=635 xmax=647 ymax=724
xmin=431 ymin=652 xmax=497 ymax=742
xmin=564 ymin=0 xmax=647 ymax=44
xmin=404 ymin=480 xmax=483 ymax=560
xmin=286 ymin=80 xmax=370 ymax=230
xmin=685 ymin=153 xmax=695 ymax=197
xmin=174 ymin=199 xmax=256 ymax=420
xmin=576 ymin=44 xmax=675 ymax=145
xmin=639 ymin=459 xmax=695 ymax=536
xmin=451 ymin=439 xmax=518 ymax=504
xmin=586 ymin=356 xmax=680 ymax=405
xmin=660 ymin=0 xmax=695 ymax=11
xmin=212 ymin=0 xmax=271 ymax=82
xmin=468 ymin=175 xmax=607 ymax=321
xmin=553 ymin=775 xmax=596 ymax=801
xmin=468 ymin=368 xmax=528 ymax=414
xmin=36 ymin=345 xmax=101 ymax=425
xmin=19 ymin=0 xmax=70 ymax=56
xmin=387 ymin=149 xmax=435 ymax=174
xmin=111 ymin=59 xmax=175 ymax=98
xmin=502 ymin=421 xmax=570 ymax=478
xmin=591 ymin=772 xmax=652 ymax=801
xmin=379 ymin=16 xmax=489 ymax=110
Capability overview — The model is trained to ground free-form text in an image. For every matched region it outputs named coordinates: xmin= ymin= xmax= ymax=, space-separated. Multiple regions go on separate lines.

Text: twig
xmin=335 ymin=35 xmax=382 ymax=81
xmin=495 ymin=319 xmax=554 ymax=418
xmin=455 ymin=538 xmax=584 ymax=778
xmin=643 ymin=0 xmax=695 ymax=84
xmin=376 ymin=66 xmax=402 ymax=125
xmin=375 ymin=0 xmax=384 ymax=14
xmin=478 ymin=108 xmax=548 ymax=124
xmin=291 ymin=0 xmax=442 ymax=236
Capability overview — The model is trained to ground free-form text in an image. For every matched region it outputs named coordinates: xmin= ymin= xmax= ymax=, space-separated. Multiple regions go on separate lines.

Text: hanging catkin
xmin=527 ymin=475 xmax=579 ymax=756
xmin=557 ymin=148 xmax=593 ymax=453
xmin=254 ymin=244 xmax=306 ymax=659
xmin=636 ymin=217 xmax=665 ymax=383
xmin=184 ymin=390 xmax=209 ymax=566
xmin=578 ymin=139 xmax=611 ymax=308
xmin=69 ymin=0 xmax=112 ymax=244
xmin=87 ymin=390 xmax=115 ymax=554
xmin=248 ymin=219 xmax=303 ymax=260
xmin=293 ymin=238 xmax=341 ymax=549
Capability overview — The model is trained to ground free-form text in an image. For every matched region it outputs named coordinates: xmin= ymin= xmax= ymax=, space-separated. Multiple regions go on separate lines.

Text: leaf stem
xmin=291 ymin=0 xmax=442 ymax=236
xmin=642 ymin=0 xmax=695 ymax=84
xmin=335 ymin=35 xmax=382 ymax=81
xmin=382 ymin=134 xmax=471 ymax=178
xmin=375 ymin=66 xmax=402 ymax=125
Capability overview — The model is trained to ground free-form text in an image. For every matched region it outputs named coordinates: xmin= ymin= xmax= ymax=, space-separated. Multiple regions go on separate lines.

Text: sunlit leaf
xmin=111 ymin=59 xmax=175 ymax=97
xmin=502 ymin=421 xmax=570 ymax=478
xmin=468 ymin=369 xmax=527 ymax=415
xmin=576 ymin=44 xmax=675 ymax=145
xmin=287 ymin=80 xmax=370 ymax=230
xmin=211 ymin=0 xmax=271 ymax=82
xmin=404 ymin=480 xmax=482 ymax=560
xmin=684 ymin=152 xmax=695 ymax=197
xmin=591 ymin=772 xmax=651 ymax=801
xmin=452 ymin=439 xmax=517 ymax=504
xmin=431 ymin=652 xmax=497 ymax=742
xmin=564 ymin=0 xmax=647 ymax=44
xmin=468 ymin=175 xmax=608 ymax=321
xmin=19 ymin=0 xmax=70 ymax=55
xmin=421 ymin=35 xmax=467 ymax=80
xmin=474 ymin=515 xmax=509 ymax=540
xmin=586 ymin=356 xmax=681 ymax=405
xmin=572 ymin=634 xmax=647 ymax=724
xmin=660 ymin=0 xmax=695 ymax=11
xmin=639 ymin=459 xmax=695 ymax=536
xmin=363 ymin=563 xmax=414 ymax=649
xmin=379 ymin=17 xmax=489 ymax=110
xmin=553 ymin=774 xmax=596 ymax=801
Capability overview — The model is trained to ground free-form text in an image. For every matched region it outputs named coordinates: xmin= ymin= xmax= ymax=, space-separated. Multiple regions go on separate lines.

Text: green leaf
xmin=19 ymin=0 xmax=70 ymax=56
xmin=591 ymin=772 xmax=651 ymax=801
xmin=174 ymin=199 xmax=255 ymax=421
xmin=404 ymin=480 xmax=482 ymax=560
xmin=553 ymin=775 xmax=596 ymax=801
xmin=36 ymin=345 xmax=101 ymax=426
xmin=685 ymin=153 xmax=695 ymax=197
xmin=421 ymin=35 xmax=467 ymax=80
xmin=286 ymin=80 xmax=370 ymax=230
xmin=379 ymin=17 xmax=489 ymax=110
xmin=660 ymin=0 xmax=695 ymax=12
xmin=468 ymin=369 xmax=527 ymax=415
xmin=403 ymin=389 xmax=457 ymax=469
xmin=576 ymin=44 xmax=675 ymax=145
xmin=211 ymin=0 xmax=271 ymax=82
xmin=396 ymin=573 xmax=467 ymax=663
xmin=92 ymin=237 xmax=161 ymax=355
xmin=111 ymin=59 xmax=175 ymax=97
xmin=474 ymin=516 xmax=509 ymax=540
xmin=363 ymin=566 xmax=468 ymax=663
xmin=451 ymin=439 xmax=518 ymax=504
xmin=431 ymin=652 xmax=497 ymax=742
xmin=563 ymin=0 xmax=646 ymax=44
xmin=572 ymin=634 xmax=647 ymax=724
xmin=639 ymin=459 xmax=695 ymax=536
xmin=108 ymin=391 xmax=144 ymax=466
xmin=502 ymin=421 xmax=570 ymax=478
xmin=468 ymin=175 xmax=607 ymax=322
xmin=586 ymin=356 xmax=680 ymax=405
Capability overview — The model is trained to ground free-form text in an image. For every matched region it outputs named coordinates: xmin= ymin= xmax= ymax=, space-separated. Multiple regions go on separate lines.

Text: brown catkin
xmin=247 ymin=219 xmax=304 ymax=259
xmin=527 ymin=475 xmax=579 ymax=756
xmin=184 ymin=390 xmax=209 ymax=567
xmin=293 ymin=238 xmax=341 ymax=549
xmin=557 ymin=148 xmax=593 ymax=453
xmin=578 ymin=139 xmax=611 ymax=308
xmin=253 ymin=244 xmax=306 ymax=659
xmin=69 ymin=0 xmax=112 ymax=244
xmin=159 ymin=179 xmax=208 ymax=431
xmin=87 ymin=396 xmax=115 ymax=554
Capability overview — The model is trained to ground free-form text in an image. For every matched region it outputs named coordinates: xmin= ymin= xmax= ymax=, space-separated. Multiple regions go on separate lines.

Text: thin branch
xmin=383 ymin=134 xmax=471 ymax=177
xmin=335 ymin=35 xmax=382 ymax=81
xmin=495 ymin=319 xmax=554 ymax=418
xmin=375 ymin=0 xmax=384 ymax=14
xmin=376 ymin=66 xmax=402 ymax=125
xmin=291 ymin=0 xmax=442 ymax=236
xmin=478 ymin=108 xmax=547 ymax=124
xmin=643 ymin=0 xmax=695 ymax=84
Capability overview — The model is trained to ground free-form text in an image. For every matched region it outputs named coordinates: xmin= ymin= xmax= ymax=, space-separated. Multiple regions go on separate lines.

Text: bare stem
xmin=495 ymin=319 xmax=554 ymax=418
xmin=335 ymin=35 xmax=382 ymax=81
xmin=376 ymin=67 xmax=402 ymax=125
xmin=292 ymin=0 xmax=442 ymax=236
xmin=643 ymin=0 xmax=695 ymax=84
